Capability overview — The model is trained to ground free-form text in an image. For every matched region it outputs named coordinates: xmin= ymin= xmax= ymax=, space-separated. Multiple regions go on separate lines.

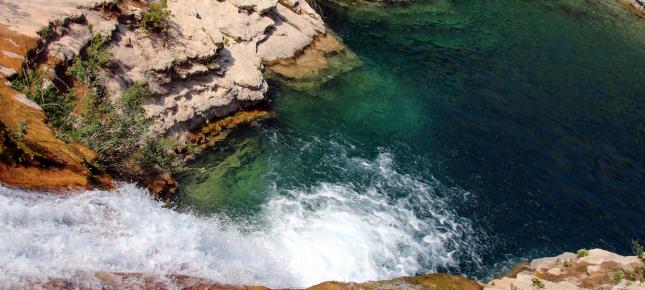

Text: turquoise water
xmin=178 ymin=0 xmax=645 ymax=282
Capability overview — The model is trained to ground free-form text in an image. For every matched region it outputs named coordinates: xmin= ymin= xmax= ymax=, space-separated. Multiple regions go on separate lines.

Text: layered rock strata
xmin=0 ymin=0 xmax=355 ymax=191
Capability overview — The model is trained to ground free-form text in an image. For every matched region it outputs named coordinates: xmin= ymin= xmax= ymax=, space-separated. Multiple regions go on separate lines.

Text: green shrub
xmin=140 ymin=0 xmax=172 ymax=33
xmin=67 ymin=35 xmax=112 ymax=85
xmin=14 ymin=33 xmax=181 ymax=179
xmin=633 ymin=240 xmax=645 ymax=263
xmin=531 ymin=277 xmax=545 ymax=289
xmin=613 ymin=272 xmax=624 ymax=284
xmin=577 ymin=249 xmax=590 ymax=258
xmin=12 ymin=120 xmax=27 ymax=142
xmin=12 ymin=67 xmax=76 ymax=137
xmin=37 ymin=23 xmax=53 ymax=39
xmin=73 ymin=83 xmax=179 ymax=175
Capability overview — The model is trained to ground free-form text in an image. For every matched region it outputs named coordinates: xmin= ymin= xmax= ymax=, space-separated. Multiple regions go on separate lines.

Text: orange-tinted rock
xmin=0 ymin=24 xmax=111 ymax=192
xmin=27 ymin=272 xmax=481 ymax=290
xmin=185 ymin=109 xmax=272 ymax=157
xmin=309 ymin=273 xmax=483 ymax=290
xmin=141 ymin=171 xmax=177 ymax=199
xmin=265 ymin=32 xmax=360 ymax=90
xmin=0 ymin=163 xmax=89 ymax=191
xmin=0 ymin=23 xmax=39 ymax=78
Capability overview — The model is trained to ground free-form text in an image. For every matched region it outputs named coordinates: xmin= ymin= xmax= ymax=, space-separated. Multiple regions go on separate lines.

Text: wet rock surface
xmin=25 ymin=272 xmax=482 ymax=290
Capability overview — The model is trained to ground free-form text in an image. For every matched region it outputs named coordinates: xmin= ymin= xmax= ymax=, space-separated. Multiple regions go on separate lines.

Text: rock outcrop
xmin=485 ymin=249 xmax=645 ymax=290
xmin=0 ymin=21 xmax=110 ymax=191
xmin=0 ymin=0 xmax=356 ymax=191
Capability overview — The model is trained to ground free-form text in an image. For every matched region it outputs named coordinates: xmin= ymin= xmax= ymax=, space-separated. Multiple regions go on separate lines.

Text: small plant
xmin=531 ymin=277 xmax=545 ymax=289
xmin=12 ymin=120 xmax=27 ymax=142
xmin=140 ymin=0 xmax=172 ymax=33
xmin=562 ymin=259 xmax=573 ymax=267
xmin=613 ymin=271 xmax=624 ymax=284
xmin=511 ymin=284 xmax=519 ymax=290
xmin=37 ymin=23 xmax=53 ymax=39
xmin=67 ymin=35 xmax=112 ymax=85
xmin=577 ymin=249 xmax=590 ymax=257
xmin=633 ymin=240 xmax=645 ymax=263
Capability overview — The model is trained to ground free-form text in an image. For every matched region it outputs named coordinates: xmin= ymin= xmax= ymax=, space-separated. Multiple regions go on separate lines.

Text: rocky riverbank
xmin=18 ymin=249 xmax=645 ymax=289
xmin=0 ymin=0 xmax=355 ymax=193
xmin=485 ymin=249 xmax=645 ymax=290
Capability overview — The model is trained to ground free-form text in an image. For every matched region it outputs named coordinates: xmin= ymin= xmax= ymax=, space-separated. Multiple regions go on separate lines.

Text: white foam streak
xmin=0 ymin=153 xmax=480 ymax=288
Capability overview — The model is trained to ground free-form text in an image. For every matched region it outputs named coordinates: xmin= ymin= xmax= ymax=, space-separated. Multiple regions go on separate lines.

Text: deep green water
xmin=178 ymin=0 xmax=645 ymax=282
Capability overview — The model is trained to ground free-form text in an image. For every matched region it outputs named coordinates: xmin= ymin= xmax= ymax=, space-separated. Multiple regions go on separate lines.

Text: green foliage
xmin=139 ymin=135 xmax=179 ymax=172
xmin=12 ymin=120 xmax=27 ymax=142
xmin=633 ymin=240 xmax=645 ymax=263
xmin=120 ymin=82 xmax=147 ymax=111
xmin=37 ymin=23 xmax=53 ymax=39
xmin=531 ymin=277 xmax=545 ymax=289
xmin=73 ymin=83 xmax=179 ymax=175
xmin=510 ymin=284 xmax=518 ymax=290
xmin=12 ymin=68 xmax=76 ymax=136
xmin=577 ymin=249 xmax=590 ymax=258
xmin=67 ymin=35 xmax=112 ymax=85
xmin=613 ymin=271 xmax=624 ymax=284
xmin=140 ymin=0 xmax=172 ymax=33
xmin=13 ymin=33 xmax=180 ymax=178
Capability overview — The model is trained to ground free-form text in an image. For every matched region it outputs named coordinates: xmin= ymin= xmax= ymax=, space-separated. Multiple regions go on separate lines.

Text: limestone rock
xmin=485 ymin=249 xmax=645 ymax=290
xmin=0 ymin=0 xmax=355 ymax=191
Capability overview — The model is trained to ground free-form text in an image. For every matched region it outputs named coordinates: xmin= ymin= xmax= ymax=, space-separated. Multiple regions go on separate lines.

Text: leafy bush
xmin=12 ymin=67 xmax=76 ymax=137
xmin=577 ymin=249 xmax=589 ymax=257
xmin=634 ymin=240 xmax=645 ymax=263
xmin=140 ymin=0 xmax=172 ymax=33
xmin=67 ymin=35 xmax=112 ymax=85
xmin=13 ymin=34 xmax=180 ymax=179
xmin=613 ymin=271 xmax=624 ymax=284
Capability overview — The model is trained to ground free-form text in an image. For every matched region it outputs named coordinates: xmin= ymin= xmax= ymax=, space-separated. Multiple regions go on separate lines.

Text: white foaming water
xmin=0 ymin=153 xmax=480 ymax=288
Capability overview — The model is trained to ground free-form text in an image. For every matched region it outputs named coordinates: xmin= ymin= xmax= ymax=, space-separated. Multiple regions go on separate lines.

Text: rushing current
xmin=0 ymin=150 xmax=480 ymax=287
xmin=1 ymin=0 xmax=644 ymax=288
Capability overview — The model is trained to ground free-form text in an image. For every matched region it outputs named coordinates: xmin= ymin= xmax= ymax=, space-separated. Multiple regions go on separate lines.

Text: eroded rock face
xmin=0 ymin=0 xmax=352 ymax=137
xmin=0 ymin=0 xmax=356 ymax=191
xmin=485 ymin=249 xmax=645 ymax=290
xmin=0 ymin=21 xmax=110 ymax=191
